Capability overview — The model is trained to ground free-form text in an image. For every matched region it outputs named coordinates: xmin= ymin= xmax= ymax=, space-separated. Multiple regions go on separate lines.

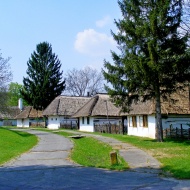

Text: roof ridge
xmin=88 ymin=96 xmax=99 ymax=116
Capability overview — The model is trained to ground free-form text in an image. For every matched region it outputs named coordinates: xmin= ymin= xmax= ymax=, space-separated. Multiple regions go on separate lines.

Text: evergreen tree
xmin=103 ymin=0 xmax=190 ymax=142
xmin=21 ymin=42 xmax=65 ymax=110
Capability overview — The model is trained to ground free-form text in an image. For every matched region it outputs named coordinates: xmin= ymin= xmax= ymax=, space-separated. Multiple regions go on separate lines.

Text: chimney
xmin=18 ymin=98 xmax=23 ymax=110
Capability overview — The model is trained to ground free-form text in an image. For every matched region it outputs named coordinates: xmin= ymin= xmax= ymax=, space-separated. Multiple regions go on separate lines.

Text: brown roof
xmin=72 ymin=94 xmax=122 ymax=117
xmin=0 ymin=107 xmax=21 ymax=119
xmin=127 ymin=87 xmax=190 ymax=115
xmin=15 ymin=106 xmax=43 ymax=119
xmin=43 ymin=96 xmax=91 ymax=116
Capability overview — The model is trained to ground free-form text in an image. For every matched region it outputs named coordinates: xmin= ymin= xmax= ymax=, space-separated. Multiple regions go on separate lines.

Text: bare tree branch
xmin=64 ymin=67 xmax=105 ymax=96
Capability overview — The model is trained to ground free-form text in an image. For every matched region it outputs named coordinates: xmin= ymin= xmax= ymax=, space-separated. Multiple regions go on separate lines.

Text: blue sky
xmin=0 ymin=0 xmax=120 ymax=84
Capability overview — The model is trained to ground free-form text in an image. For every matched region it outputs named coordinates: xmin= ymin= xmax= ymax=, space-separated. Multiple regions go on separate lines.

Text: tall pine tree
xmin=21 ymin=42 xmax=65 ymax=110
xmin=103 ymin=0 xmax=190 ymax=142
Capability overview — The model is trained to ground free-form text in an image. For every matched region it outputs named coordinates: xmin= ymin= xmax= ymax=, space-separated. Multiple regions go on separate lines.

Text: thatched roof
xmin=15 ymin=106 xmax=43 ymax=119
xmin=43 ymin=96 xmax=91 ymax=116
xmin=0 ymin=107 xmax=21 ymax=120
xmin=127 ymin=87 xmax=190 ymax=115
xmin=72 ymin=94 xmax=122 ymax=118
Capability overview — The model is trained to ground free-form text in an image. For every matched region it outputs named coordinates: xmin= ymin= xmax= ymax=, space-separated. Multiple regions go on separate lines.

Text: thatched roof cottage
xmin=0 ymin=106 xmax=21 ymax=126
xmin=43 ymin=95 xmax=91 ymax=129
xmin=15 ymin=106 xmax=43 ymax=127
xmin=72 ymin=93 xmax=127 ymax=132
xmin=126 ymin=87 xmax=190 ymax=138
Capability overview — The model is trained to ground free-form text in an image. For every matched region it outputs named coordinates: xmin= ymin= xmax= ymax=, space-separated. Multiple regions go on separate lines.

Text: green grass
xmin=98 ymin=133 xmax=190 ymax=179
xmin=0 ymin=127 xmax=38 ymax=165
xmin=57 ymin=131 xmax=128 ymax=170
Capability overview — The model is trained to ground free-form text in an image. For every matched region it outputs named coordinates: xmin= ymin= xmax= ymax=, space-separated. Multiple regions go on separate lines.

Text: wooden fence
xmin=29 ymin=122 xmax=46 ymax=128
xmin=60 ymin=121 xmax=78 ymax=130
xmin=94 ymin=123 xmax=124 ymax=134
xmin=163 ymin=124 xmax=190 ymax=139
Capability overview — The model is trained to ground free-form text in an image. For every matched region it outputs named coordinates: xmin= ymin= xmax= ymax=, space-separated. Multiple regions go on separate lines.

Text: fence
xmin=163 ymin=124 xmax=190 ymax=139
xmin=29 ymin=122 xmax=46 ymax=128
xmin=94 ymin=123 xmax=124 ymax=134
xmin=60 ymin=121 xmax=78 ymax=130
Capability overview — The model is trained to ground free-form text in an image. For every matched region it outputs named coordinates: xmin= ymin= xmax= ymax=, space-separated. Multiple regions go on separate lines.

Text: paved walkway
xmin=0 ymin=129 xmax=190 ymax=189
xmin=62 ymin=130 xmax=161 ymax=173
xmin=3 ymin=130 xmax=78 ymax=168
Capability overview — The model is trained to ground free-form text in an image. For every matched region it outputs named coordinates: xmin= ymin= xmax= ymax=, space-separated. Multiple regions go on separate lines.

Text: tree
xmin=103 ymin=0 xmax=190 ymax=142
xmin=7 ymin=82 xmax=28 ymax=106
xmin=0 ymin=53 xmax=12 ymax=113
xmin=21 ymin=42 xmax=65 ymax=110
xmin=64 ymin=66 xmax=105 ymax=96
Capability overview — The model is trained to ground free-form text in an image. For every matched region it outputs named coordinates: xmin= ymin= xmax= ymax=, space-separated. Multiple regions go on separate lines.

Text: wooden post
xmin=180 ymin=124 xmax=183 ymax=138
xmin=188 ymin=128 xmax=190 ymax=140
xmin=176 ymin=127 xmax=178 ymax=138
xmin=110 ymin=151 xmax=118 ymax=165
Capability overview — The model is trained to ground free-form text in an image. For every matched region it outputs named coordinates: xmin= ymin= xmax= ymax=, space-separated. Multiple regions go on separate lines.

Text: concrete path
xmin=3 ymin=130 xmax=78 ymax=168
xmin=62 ymin=130 xmax=161 ymax=173
xmin=0 ymin=129 xmax=190 ymax=190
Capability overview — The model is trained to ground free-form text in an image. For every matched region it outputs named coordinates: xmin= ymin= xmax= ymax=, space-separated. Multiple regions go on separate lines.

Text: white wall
xmin=128 ymin=115 xmax=156 ymax=139
xmin=17 ymin=119 xmax=29 ymax=128
xmin=47 ymin=116 xmax=60 ymax=129
xmin=79 ymin=117 xmax=94 ymax=132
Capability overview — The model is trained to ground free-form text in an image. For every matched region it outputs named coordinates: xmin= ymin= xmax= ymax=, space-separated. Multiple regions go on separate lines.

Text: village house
xmin=15 ymin=99 xmax=43 ymax=127
xmin=0 ymin=106 xmax=21 ymax=126
xmin=127 ymin=87 xmax=190 ymax=138
xmin=72 ymin=93 xmax=127 ymax=133
xmin=42 ymin=95 xmax=91 ymax=129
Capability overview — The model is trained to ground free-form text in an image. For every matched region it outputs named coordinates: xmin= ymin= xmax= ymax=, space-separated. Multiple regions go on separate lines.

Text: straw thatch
xmin=0 ymin=107 xmax=21 ymax=119
xmin=72 ymin=94 xmax=122 ymax=117
xmin=127 ymin=87 xmax=190 ymax=115
xmin=15 ymin=106 xmax=43 ymax=119
xmin=43 ymin=96 xmax=91 ymax=116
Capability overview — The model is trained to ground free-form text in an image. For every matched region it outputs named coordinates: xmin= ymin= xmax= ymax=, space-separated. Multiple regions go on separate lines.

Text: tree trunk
xmin=155 ymin=84 xmax=163 ymax=142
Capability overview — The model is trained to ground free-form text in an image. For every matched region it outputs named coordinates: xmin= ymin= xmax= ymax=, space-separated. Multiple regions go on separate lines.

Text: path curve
xmin=0 ymin=129 xmax=190 ymax=189
xmin=3 ymin=129 xmax=78 ymax=168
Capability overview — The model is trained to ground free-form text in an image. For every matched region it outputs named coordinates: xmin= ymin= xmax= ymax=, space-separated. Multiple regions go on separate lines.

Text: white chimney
xmin=18 ymin=98 xmax=23 ymax=110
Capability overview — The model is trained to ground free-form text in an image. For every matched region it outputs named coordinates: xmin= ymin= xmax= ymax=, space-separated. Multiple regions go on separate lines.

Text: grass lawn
xmin=0 ymin=127 xmax=38 ymax=165
xmin=99 ymin=133 xmax=190 ymax=179
xmin=57 ymin=131 xmax=128 ymax=170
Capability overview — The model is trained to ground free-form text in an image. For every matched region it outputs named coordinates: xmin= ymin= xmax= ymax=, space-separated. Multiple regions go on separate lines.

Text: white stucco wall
xmin=17 ymin=119 xmax=29 ymax=128
xmin=127 ymin=115 xmax=156 ymax=139
xmin=47 ymin=116 xmax=60 ymax=129
xmin=79 ymin=117 xmax=94 ymax=132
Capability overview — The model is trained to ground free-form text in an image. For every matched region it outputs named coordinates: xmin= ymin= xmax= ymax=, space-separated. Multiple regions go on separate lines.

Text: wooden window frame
xmin=143 ymin=115 xmax=148 ymax=128
xmin=132 ymin=116 xmax=137 ymax=127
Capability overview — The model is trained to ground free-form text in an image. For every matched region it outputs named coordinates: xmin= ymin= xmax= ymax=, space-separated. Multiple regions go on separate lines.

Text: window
xmin=87 ymin=117 xmax=90 ymax=125
xmin=143 ymin=115 xmax=148 ymax=128
xmin=132 ymin=116 xmax=137 ymax=127
xmin=82 ymin=117 xmax=84 ymax=124
xmin=129 ymin=116 xmax=137 ymax=127
xmin=139 ymin=115 xmax=148 ymax=127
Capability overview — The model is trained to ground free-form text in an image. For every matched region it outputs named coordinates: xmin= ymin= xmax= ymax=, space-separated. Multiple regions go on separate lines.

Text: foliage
xmin=64 ymin=66 xmax=105 ymax=96
xmin=21 ymin=42 xmax=65 ymax=110
xmin=7 ymin=82 xmax=28 ymax=106
xmin=103 ymin=0 xmax=190 ymax=142
xmin=57 ymin=131 xmax=128 ymax=170
xmin=0 ymin=128 xmax=37 ymax=165
xmin=0 ymin=53 xmax=12 ymax=113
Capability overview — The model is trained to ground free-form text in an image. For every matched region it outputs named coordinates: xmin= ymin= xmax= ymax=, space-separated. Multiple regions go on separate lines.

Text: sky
xmin=0 ymin=0 xmax=121 ymax=84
